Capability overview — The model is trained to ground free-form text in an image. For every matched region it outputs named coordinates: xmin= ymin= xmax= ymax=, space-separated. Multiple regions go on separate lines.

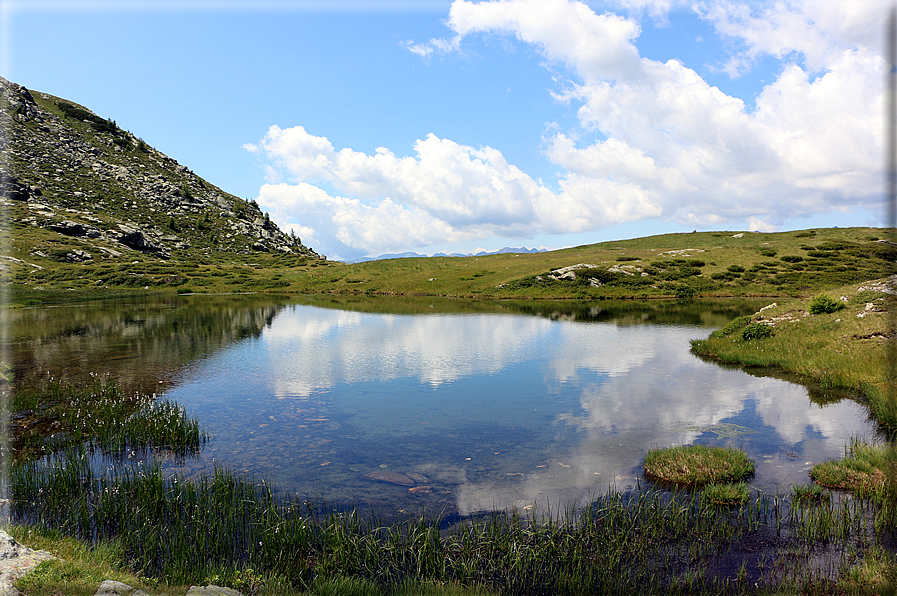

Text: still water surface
xmin=11 ymin=296 xmax=878 ymax=515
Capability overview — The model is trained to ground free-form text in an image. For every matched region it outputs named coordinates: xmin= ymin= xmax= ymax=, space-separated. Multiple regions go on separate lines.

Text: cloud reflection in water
xmin=170 ymin=305 xmax=875 ymax=515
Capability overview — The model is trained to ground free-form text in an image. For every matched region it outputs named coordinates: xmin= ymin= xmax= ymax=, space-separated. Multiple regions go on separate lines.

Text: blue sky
xmin=2 ymin=0 xmax=889 ymax=261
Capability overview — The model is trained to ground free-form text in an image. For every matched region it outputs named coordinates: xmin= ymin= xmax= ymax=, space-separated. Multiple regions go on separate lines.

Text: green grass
xmin=690 ymin=278 xmax=897 ymax=431
xmin=643 ymin=445 xmax=755 ymax=486
xmin=8 ymin=450 xmax=893 ymax=595
xmin=700 ymin=482 xmax=750 ymax=506
xmin=6 ymin=227 xmax=895 ymax=303
xmin=6 ymin=527 xmax=152 ymax=596
xmin=835 ymin=545 xmax=897 ymax=595
xmin=791 ymin=484 xmax=831 ymax=504
xmin=10 ymin=379 xmax=206 ymax=461
xmin=809 ymin=439 xmax=893 ymax=503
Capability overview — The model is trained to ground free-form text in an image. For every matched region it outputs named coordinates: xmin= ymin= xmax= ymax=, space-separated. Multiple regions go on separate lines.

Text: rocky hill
xmin=0 ymin=77 xmax=320 ymax=277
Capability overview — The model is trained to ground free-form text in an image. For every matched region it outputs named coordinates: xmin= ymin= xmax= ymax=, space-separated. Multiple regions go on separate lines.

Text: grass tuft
xmin=700 ymin=482 xmax=750 ymax=506
xmin=792 ymin=484 xmax=831 ymax=504
xmin=11 ymin=379 xmax=206 ymax=461
xmin=809 ymin=439 xmax=891 ymax=502
xmin=643 ymin=445 xmax=754 ymax=486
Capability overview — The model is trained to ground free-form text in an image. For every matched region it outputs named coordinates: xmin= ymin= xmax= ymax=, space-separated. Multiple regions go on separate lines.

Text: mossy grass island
xmin=3 ymin=79 xmax=897 ymax=594
xmin=643 ymin=445 xmax=755 ymax=486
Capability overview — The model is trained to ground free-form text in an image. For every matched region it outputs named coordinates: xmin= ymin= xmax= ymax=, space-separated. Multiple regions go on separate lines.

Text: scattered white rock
xmin=659 ymin=249 xmax=705 ymax=256
xmin=547 ymin=263 xmax=598 ymax=281
xmin=607 ymin=264 xmax=639 ymax=276
xmin=857 ymin=275 xmax=897 ymax=295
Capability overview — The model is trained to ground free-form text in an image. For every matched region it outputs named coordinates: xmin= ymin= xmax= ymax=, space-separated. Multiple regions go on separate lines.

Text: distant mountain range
xmin=349 ymin=246 xmax=548 ymax=263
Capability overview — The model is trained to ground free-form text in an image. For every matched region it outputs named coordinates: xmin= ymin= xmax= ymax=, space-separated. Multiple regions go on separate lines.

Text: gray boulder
xmin=49 ymin=220 xmax=101 ymax=238
xmin=0 ymin=173 xmax=31 ymax=201
xmin=186 ymin=586 xmax=243 ymax=596
xmin=117 ymin=225 xmax=170 ymax=258
xmin=93 ymin=579 xmax=150 ymax=595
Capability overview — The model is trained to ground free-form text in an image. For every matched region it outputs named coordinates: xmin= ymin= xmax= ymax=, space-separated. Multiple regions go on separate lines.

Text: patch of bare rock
xmin=0 ymin=530 xmax=54 ymax=596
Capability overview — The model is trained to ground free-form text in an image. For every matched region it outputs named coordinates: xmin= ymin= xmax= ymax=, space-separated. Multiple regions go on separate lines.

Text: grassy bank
xmin=690 ymin=276 xmax=897 ymax=430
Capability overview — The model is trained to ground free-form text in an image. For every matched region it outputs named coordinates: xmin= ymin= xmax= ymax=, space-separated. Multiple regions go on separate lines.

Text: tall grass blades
xmin=8 ymin=454 xmax=890 ymax=594
xmin=11 ymin=379 xmax=207 ymax=460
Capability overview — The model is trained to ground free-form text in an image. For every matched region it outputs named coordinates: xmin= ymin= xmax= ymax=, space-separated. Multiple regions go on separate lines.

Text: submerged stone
xmin=361 ymin=470 xmax=415 ymax=486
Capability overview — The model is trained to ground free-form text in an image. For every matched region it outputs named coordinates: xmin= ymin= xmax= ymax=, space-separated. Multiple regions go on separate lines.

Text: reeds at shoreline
xmin=11 ymin=379 xmax=206 ymax=461
xmin=9 ymin=450 xmax=896 ymax=594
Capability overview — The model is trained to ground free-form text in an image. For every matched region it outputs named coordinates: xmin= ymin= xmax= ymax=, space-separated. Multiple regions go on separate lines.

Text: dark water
xmin=8 ymin=295 xmax=879 ymax=515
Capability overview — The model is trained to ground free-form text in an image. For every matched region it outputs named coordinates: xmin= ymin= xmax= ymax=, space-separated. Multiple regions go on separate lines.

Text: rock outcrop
xmin=0 ymin=530 xmax=55 ymax=596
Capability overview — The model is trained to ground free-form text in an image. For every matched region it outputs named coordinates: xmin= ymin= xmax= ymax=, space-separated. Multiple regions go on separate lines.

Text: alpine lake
xmin=7 ymin=294 xmax=882 ymax=518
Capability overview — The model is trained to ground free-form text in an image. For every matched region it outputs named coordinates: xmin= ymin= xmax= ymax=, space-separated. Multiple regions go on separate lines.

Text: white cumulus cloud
xmin=249 ymin=0 xmax=886 ymax=258
xmin=253 ymin=124 xmax=659 ymax=257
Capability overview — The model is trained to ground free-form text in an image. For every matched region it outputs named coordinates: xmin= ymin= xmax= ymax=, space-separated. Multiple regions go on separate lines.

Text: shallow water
xmin=9 ymin=296 xmax=880 ymax=516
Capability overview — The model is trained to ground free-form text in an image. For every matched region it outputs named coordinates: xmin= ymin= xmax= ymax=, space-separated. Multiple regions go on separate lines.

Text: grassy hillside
xmin=7 ymin=226 xmax=893 ymax=304
xmin=303 ymin=227 xmax=893 ymax=299
xmin=1 ymin=76 xmax=326 ymax=306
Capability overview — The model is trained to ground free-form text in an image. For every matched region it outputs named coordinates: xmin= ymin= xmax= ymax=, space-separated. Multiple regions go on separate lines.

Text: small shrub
xmin=56 ymin=101 xmax=95 ymax=121
xmin=727 ymin=265 xmax=745 ymax=273
xmin=675 ymin=286 xmax=695 ymax=300
xmin=90 ymin=118 xmax=119 ymax=135
xmin=780 ymin=255 xmax=803 ymax=263
xmin=741 ymin=323 xmax=773 ymax=340
xmin=759 ymin=248 xmax=777 ymax=257
xmin=809 ymin=294 xmax=845 ymax=315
